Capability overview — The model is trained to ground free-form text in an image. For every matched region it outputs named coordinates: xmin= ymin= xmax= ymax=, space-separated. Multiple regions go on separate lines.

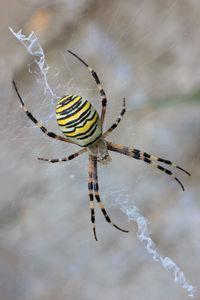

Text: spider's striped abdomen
xmin=56 ymin=95 xmax=102 ymax=147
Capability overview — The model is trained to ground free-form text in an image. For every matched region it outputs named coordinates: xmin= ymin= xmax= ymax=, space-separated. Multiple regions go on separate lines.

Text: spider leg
xmin=143 ymin=154 xmax=191 ymax=176
xmin=12 ymin=80 xmax=74 ymax=144
xmin=67 ymin=50 xmax=107 ymax=126
xmin=92 ymin=156 xmax=128 ymax=233
xmin=107 ymin=142 xmax=190 ymax=191
xmin=88 ymin=155 xmax=97 ymax=241
xmin=103 ymin=98 xmax=126 ymax=138
xmin=38 ymin=148 xmax=87 ymax=163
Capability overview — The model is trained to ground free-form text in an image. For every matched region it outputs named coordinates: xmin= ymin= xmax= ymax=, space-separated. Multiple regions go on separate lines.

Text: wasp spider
xmin=13 ymin=50 xmax=190 ymax=240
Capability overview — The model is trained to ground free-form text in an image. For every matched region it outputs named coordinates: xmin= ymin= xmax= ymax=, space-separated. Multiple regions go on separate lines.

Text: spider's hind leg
xmin=67 ymin=50 xmax=107 ymax=126
xmin=12 ymin=80 xmax=74 ymax=144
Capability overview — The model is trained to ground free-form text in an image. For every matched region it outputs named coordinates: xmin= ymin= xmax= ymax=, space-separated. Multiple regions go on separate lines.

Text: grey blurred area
xmin=0 ymin=0 xmax=200 ymax=299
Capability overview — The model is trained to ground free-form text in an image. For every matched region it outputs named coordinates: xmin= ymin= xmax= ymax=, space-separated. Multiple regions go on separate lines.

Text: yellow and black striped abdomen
xmin=56 ymin=95 xmax=102 ymax=147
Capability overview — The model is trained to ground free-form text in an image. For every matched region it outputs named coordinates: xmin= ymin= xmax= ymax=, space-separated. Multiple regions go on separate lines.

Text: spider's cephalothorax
xmin=13 ymin=49 xmax=191 ymax=241
xmin=87 ymin=137 xmax=111 ymax=164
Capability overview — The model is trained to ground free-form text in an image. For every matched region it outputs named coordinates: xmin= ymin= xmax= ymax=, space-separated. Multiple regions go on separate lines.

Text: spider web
xmin=9 ymin=26 xmax=196 ymax=298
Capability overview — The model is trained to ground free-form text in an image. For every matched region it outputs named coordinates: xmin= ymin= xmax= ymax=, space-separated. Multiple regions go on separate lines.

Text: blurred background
xmin=0 ymin=0 xmax=200 ymax=299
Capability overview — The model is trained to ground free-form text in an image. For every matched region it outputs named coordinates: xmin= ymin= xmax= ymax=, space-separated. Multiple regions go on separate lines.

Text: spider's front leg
xmin=88 ymin=155 xmax=97 ymax=241
xmin=92 ymin=156 xmax=128 ymax=237
xmin=107 ymin=142 xmax=190 ymax=191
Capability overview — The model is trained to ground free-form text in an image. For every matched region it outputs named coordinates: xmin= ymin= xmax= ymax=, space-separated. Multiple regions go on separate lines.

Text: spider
xmin=12 ymin=50 xmax=190 ymax=241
